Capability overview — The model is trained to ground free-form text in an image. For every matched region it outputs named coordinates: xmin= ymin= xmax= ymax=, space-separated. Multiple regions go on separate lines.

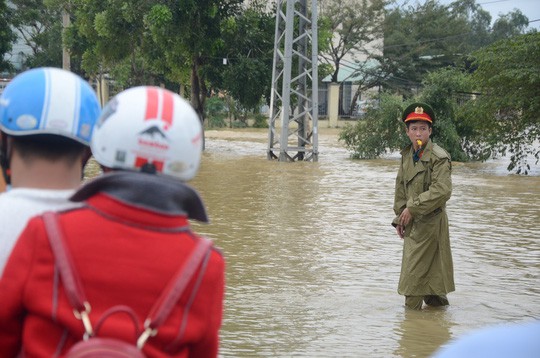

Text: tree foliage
xmin=65 ymin=0 xmax=160 ymax=84
xmin=339 ymin=68 xmax=473 ymax=161
xmin=8 ymin=0 xmax=63 ymax=69
xmin=0 ymin=0 xmax=15 ymax=72
xmin=466 ymin=32 xmax=540 ymax=174
xmin=318 ymin=0 xmax=387 ymax=83
xmin=145 ymin=0 xmax=243 ymax=122
xmin=380 ymin=0 xmax=474 ymax=95
xmin=339 ymin=93 xmax=405 ymax=159
xmin=341 ymin=0 xmax=538 ymax=174
xmin=217 ymin=1 xmax=275 ymax=112
xmin=419 ymin=68 xmax=473 ymax=162
xmin=491 ymin=9 xmax=529 ymax=43
xmin=379 ymin=0 xmax=531 ymax=96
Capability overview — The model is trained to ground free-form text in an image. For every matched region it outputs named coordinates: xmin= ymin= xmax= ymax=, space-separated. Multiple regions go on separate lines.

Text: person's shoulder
xmin=193 ymin=235 xmax=225 ymax=265
xmin=0 ymin=189 xmax=41 ymax=214
xmin=400 ymin=144 xmax=412 ymax=156
xmin=200 ymin=240 xmax=225 ymax=280
xmin=210 ymin=245 xmax=225 ymax=265
xmin=431 ymin=143 xmax=451 ymax=161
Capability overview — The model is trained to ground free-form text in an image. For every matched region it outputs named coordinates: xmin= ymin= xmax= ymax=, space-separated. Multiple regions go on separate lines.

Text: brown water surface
xmin=191 ymin=129 xmax=540 ymax=358
xmin=86 ymin=129 xmax=540 ymax=357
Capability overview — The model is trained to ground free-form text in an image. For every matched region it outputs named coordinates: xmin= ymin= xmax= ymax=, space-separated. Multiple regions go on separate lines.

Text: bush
xmin=207 ymin=115 xmax=227 ymax=128
xmin=231 ymin=120 xmax=247 ymax=128
xmin=205 ymin=97 xmax=227 ymax=128
xmin=339 ymin=93 xmax=406 ymax=159
xmin=340 ymin=68 xmax=474 ymax=162
xmin=206 ymin=96 xmax=226 ymax=117
xmin=252 ymin=113 xmax=268 ymax=128
xmin=420 ymin=68 xmax=472 ymax=162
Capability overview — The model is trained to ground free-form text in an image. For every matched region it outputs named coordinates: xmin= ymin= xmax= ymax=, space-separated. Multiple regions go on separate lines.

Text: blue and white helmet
xmin=0 ymin=67 xmax=101 ymax=145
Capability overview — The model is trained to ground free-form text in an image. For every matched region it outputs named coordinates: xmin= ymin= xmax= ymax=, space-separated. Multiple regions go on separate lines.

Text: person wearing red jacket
xmin=0 ymin=86 xmax=225 ymax=357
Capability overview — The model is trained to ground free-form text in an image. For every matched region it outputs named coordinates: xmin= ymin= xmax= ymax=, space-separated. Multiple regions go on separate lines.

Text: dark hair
xmin=406 ymin=120 xmax=432 ymax=129
xmin=11 ymin=134 xmax=87 ymax=166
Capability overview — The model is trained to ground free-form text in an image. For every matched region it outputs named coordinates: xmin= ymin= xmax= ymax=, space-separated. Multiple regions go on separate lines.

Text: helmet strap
xmin=0 ymin=133 xmax=11 ymax=186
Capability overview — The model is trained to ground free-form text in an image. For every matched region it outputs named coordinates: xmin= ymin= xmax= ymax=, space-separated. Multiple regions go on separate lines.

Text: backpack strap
xmin=42 ymin=211 xmax=213 ymax=348
xmin=137 ymin=237 xmax=212 ymax=348
xmin=42 ymin=211 xmax=93 ymax=335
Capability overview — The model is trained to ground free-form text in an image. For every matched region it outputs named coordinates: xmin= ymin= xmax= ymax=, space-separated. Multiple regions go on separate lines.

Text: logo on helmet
xmin=136 ymin=88 xmax=174 ymax=152
xmin=139 ymin=126 xmax=167 ymax=140
xmin=138 ymin=125 xmax=169 ymax=151
xmin=16 ymin=115 xmax=38 ymax=130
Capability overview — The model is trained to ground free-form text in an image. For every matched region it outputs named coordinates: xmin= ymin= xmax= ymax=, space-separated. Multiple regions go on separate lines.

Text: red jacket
xmin=0 ymin=172 xmax=225 ymax=358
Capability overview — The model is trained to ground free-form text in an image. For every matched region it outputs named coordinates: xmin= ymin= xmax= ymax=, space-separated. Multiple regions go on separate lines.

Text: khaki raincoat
xmin=392 ymin=139 xmax=455 ymax=296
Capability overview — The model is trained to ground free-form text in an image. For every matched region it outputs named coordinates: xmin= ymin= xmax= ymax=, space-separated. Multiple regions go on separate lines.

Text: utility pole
xmin=62 ymin=8 xmax=70 ymax=70
xmin=267 ymin=0 xmax=319 ymax=162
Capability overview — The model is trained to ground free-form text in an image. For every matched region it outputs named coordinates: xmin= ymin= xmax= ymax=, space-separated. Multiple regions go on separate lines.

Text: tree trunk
xmin=191 ymin=56 xmax=206 ymax=149
xmin=190 ymin=57 xmax=205 ymax=123
xmin=349 ymin=86 xmax=361 ymax=116
xmin=62 ymin=9 xmax=70 ymax=70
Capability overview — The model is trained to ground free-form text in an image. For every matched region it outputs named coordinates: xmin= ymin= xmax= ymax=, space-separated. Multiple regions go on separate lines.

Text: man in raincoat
xmin=392 ymin=102 xmax=454 ymax=310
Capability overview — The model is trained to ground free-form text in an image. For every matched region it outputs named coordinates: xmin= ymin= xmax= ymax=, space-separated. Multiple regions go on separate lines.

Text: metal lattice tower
xmin=267 ymin=0 xmax=319 ymax=162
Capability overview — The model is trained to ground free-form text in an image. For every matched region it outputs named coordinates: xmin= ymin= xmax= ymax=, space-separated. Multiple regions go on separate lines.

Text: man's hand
xmin=396 ymin=225 xmax=404 ymax=239
xmin=399 ymin=208 xmax=412 ymax=227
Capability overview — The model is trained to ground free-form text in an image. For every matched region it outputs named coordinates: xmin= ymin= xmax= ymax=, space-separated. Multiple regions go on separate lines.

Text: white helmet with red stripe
xmin=91 ymin=86 xmax=202 ymax=181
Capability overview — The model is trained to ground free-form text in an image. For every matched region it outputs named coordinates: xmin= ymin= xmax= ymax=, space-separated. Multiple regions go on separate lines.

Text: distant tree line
xmin=1 ymin=0 xmax=275 ymax=124
xmin=1 ymin=0 xmax=538 ymax=172
xmin=336 ymin=0 xmax=538 ymax=174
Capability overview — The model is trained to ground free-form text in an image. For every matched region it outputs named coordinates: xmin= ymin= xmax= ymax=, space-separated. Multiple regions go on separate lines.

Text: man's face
xmin=406 ymin=121 xmax=432 ymax=149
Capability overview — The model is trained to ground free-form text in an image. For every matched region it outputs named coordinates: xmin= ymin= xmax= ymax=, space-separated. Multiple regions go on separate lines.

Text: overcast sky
xmin=469 ymin=0 xmax=539 ymax=28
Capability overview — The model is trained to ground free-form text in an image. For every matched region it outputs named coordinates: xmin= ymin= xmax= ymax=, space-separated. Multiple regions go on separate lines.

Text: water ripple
xmin=191 ymin=130 xmax=540 ymax=358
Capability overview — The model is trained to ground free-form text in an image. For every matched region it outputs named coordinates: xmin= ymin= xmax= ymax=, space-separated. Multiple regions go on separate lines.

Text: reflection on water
xmin=91 ymin=129 xmax=540 ymax=357
xmin=394 ymin=309 xmax=453 ymax=358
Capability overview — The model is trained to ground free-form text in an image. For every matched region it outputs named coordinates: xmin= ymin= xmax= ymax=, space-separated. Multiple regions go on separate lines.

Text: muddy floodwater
xmin=84 ymin=128 xmax=539 ymax=357
xmin=185 ymin=128 xmax=539 ymax=358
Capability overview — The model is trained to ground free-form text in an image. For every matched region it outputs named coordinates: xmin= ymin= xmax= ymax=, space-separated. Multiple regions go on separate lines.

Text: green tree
xmin=467 ymin=32 xmax=540 ymax=174
xmin=380 ymin=0 xmax=471 ymax=96
xmin=490 ymin=9 xmax=530 ymax=43
xmin=0 ymin=0 xmax=15 ymax=72
xmin=64 ymin=0 xmax=246 ymax=126
xmin=448 ymin=0 xmax=492 ymax=51
xmin=418 ymin=67 xmax=473 ymax=162
xmin=319 ymin=0 xmax=387 ymax=83
xmin=217 ymin=1 xmax=275 ymax=112
xmin=8 ymin=0 xmax=63 ymax=69
xmin=146 ymin=1 xmax=243 ymax=122
xmin=380 ymin=0 xmax=531 ymax=96
xmin=65 ymin=0 xmax=158 ymax=84
xmin=339 ymin=93 xmax=405 ymax=159
xmin=339 ymin=67 xmax=474 ymax=161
